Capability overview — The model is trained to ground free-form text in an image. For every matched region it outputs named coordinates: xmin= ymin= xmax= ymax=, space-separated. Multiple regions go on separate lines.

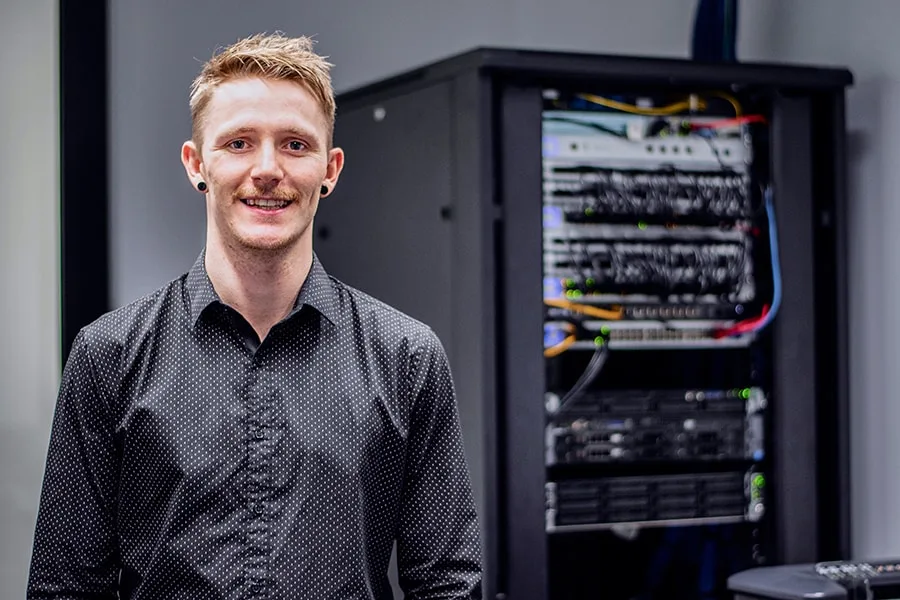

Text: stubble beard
xmin=215 ymin=185 xmax=316 ymax=261
xmin=228 ymin=215 xmax=313 ymax=258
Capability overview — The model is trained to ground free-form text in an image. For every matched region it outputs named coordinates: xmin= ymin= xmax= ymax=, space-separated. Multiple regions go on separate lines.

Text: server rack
xmin=315 ymin=48 xmax=852 ymax=600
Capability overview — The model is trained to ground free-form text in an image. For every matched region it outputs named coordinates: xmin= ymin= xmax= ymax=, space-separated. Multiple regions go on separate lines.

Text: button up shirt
xmin=27 ymin=251 xmax=482 ymax=599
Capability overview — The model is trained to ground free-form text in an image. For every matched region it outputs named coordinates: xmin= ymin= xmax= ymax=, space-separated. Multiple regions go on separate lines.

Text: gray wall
xmin=1 ymin=3 xmax=891 ymax=597
xmin=106 ymin=0 xmax=899 ymax=563
xmin=0 ymin=0 xmax=60 ymax=598
xmin=10 ymin=1 xmax=887 ymax=597
xmin=743 ymin=0 xmax=900 ymax=561
xmin=108 ymin=0 xmax=709 ymax=307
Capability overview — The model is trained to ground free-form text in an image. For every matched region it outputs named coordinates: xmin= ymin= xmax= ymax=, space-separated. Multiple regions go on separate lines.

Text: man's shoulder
xmin=328 ymin=275 xmax=442 ymax=352
xmin=77 ymin=275 xmax=186 ymax=353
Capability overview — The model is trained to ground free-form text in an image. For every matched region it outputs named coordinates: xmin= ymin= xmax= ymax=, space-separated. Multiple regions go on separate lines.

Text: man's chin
xmin=218 ymin=221 xmax=311 ymax=255
xmin=233 ymin=233 xmax=301 ymax=254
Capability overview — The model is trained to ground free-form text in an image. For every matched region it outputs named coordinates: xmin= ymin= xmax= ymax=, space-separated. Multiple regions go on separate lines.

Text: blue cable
xmin=755 ymin=186 xmax=781 ymax=331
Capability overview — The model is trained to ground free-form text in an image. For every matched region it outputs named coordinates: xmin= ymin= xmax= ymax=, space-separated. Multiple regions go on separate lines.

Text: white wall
xmin=0 ymin=0 xmax=60 ymax=597
xmin=106 ymin=0 xmax=900 ymax=567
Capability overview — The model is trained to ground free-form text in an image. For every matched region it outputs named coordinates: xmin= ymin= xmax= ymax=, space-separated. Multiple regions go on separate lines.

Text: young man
xmin=28 ymin=33 xmax=482 ymax=599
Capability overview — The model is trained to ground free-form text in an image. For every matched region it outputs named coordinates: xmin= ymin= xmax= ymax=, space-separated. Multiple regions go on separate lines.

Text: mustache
xmin=232 ymin=186 xmax=301 ymax=202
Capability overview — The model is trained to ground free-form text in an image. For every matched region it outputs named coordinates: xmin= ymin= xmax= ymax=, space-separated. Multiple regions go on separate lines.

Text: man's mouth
xmin=241 ymin=197 xmax=292 ymax=210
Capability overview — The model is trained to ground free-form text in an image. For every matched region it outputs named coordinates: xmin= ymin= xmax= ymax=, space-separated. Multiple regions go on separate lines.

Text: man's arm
xmin=27 ymin=329 xmax=120 ymax=599
xmin=397 ymin=329 xmax=483 ymax=600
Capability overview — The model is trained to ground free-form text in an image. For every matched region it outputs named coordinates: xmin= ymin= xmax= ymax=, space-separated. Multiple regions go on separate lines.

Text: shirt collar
xmin=293 ymin=252 xmax=340 ymax=326
xmin=185 ymin=248 xmax=339 ymax=327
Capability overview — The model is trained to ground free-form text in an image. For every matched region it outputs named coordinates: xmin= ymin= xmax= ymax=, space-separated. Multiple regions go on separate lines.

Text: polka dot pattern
xmin=27 ymin=251 xmax=483 ymax=599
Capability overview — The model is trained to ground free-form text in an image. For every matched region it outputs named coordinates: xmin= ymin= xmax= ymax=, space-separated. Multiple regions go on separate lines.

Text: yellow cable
xmin=577 ymin=93 xmax=708 ymax=116
xmin=544 ymin=298 xmax=624 ymax=320
xmin=574 ymin=91 xmax=741 ymax=119
xmin=544 ymin=334 xmax=577 ymax=358
xmin=705 ymin=90 xmax=743 ymax=116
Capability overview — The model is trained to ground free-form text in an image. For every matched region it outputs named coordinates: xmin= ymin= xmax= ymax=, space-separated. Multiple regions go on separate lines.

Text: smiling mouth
xmin=241 ymin=197 xmax=292 ymax=210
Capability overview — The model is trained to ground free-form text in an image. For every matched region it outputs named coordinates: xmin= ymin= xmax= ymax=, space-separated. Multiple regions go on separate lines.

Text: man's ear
xmin=181 ymin=140 xmax=205 ymax=190
xmin=323 ymin=147 xmax=345 ymax=194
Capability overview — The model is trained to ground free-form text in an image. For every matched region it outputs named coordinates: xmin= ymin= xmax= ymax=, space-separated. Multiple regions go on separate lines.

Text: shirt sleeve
xmin=396 ymin=329 xmax=483 ymax=600
xmin=27 ymin=329 xmax=121 ymax=599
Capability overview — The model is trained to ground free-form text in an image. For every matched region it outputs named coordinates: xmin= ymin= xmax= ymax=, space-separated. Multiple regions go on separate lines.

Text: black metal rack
xmin=319 ymin=47 xmax=853 ymax=600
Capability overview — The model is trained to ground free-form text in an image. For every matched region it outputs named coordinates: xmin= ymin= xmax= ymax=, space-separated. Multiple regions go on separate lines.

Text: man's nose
xmin=250 ymin=143 xmax=283 ymax=188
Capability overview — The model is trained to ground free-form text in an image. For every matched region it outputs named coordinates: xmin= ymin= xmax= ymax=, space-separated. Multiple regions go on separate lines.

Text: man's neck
xmin=204 ymin=237 xmax=312 ymax=342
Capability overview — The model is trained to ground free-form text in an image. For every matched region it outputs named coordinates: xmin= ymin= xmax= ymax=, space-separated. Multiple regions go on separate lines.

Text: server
xmin=315 ymin=48 xmax=853 ymax=600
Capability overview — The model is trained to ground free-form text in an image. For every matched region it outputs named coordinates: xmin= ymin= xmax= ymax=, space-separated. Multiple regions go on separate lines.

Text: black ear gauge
xmin=320 ymin=185 xmax=329 ymax=196
xmin=197 ymin=181 xmax=207 ymax=192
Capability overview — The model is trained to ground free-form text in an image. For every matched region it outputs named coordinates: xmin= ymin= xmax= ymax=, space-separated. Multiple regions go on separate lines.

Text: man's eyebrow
xmin=215 ymin=126 xmax=256 ymax=140
xmin=215 ymin=125 xmax=317 ymax=139
xmin=280 ymin=126 xmax=316 ymax=138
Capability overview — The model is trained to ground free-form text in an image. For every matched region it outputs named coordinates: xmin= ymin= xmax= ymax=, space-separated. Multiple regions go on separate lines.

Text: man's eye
xmin=288 ymin=141 xmax=305 ymax=151
xmin=229 ymin=140 xmax=246 ymax=150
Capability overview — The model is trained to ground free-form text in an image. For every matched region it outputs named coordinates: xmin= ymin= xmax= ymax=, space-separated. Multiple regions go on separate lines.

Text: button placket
xmin=244 ymin=358 xmax=273 ymax=596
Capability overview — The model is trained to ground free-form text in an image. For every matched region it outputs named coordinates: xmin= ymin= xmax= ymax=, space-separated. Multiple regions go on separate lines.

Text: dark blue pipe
xmin=692 ymin=0 xmax=739 ymax=62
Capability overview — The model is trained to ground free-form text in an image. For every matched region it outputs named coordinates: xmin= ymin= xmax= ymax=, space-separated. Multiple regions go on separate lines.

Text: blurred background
xmin=2 ymin=0 xmax=898 ymax=598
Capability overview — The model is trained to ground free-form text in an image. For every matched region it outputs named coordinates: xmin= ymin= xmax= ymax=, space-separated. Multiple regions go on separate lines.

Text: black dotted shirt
xmin=27 ymin=251 xmax=483 ymax=599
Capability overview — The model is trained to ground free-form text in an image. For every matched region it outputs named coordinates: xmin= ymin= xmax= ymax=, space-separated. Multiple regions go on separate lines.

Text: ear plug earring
xmin=320 ymin=185 xmax=329 ymax=196
xmin=197 ymin=182 xmax=207 ymax=192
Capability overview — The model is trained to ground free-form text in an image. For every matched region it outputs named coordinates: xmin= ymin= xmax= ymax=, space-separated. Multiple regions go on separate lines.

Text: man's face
xmin=182 ymin=77 xmax=343 ymax=254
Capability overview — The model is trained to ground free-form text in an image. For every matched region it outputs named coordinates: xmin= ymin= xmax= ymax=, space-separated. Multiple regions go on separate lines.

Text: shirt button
xmin=250 ymin=581 xmax=263 ymax=593
xmin=254 ymin=428 xmax=265 ymax=439
xmin=253 ymin=503 xmax=264 ymax=515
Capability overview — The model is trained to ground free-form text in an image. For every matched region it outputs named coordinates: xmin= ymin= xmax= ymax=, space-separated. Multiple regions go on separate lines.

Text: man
xmin=28 ymin=33 xmax=483 ymax=599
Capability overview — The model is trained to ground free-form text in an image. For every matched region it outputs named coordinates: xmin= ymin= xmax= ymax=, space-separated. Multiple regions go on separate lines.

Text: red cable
xmin=713 ymin=304 xmax=769 ymax=339
xmin=692 ymin=115 xmax=768 ymax=130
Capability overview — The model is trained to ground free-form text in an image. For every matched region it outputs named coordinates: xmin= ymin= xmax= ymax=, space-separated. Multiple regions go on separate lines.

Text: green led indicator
xmin=594 ymin=336 xmax=605 ymax=346
xmin=572 ymin=290 xmax=584 ymax=298
xmin=741 ymin=388 xmax=752 ymax=399
xmin=565 ymin=278 xmax=575 ymax=288
xmin=600 ymin=325 xmax=611 ymax=335
xmin=585 ymin=207 xmax=595 ymax=216
xmin=753 ymin=474 xmax=766 ymax=489
xmin=586 ymin=277 xmax=595 ymax=286
xmin=637 ymin=221 xmax=648 ymax=230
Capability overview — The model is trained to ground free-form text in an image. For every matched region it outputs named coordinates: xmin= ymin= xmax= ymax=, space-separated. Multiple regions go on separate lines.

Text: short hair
xmin=189 ymin=32 xmax=336 ymax=148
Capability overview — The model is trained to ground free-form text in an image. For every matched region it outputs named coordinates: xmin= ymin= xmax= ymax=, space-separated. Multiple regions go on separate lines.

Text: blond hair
xmin=189 ymin=32 xmax=335 ymax=148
